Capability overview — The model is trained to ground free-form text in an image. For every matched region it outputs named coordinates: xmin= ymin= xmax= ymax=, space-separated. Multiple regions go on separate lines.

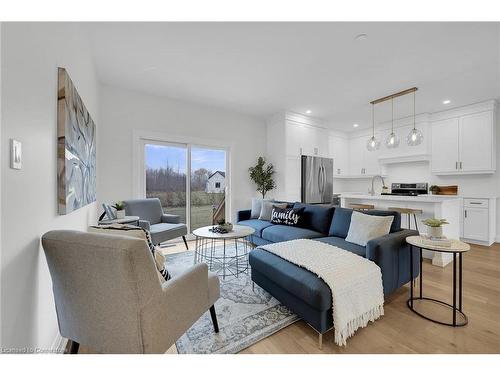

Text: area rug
xmin=167 ymin=248 xmax=299 ymax=354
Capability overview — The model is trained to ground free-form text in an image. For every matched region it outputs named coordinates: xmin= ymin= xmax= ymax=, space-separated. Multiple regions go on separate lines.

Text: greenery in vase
xmin=422 ymin=218 xmax=449 ymax=227
xmin=249 ymin=156 xmax=276 ymax=199
xmin=429 ymin=185 xmax=440 ymax=194
xmin=113 ymin=201 xmax=125 ymax=211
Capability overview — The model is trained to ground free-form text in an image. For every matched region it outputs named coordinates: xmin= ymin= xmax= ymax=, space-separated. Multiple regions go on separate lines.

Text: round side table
xmin=406 ymin=235 xmax=470 ymax=327
xmin=192 ymin=225 xmax=255 ymax=280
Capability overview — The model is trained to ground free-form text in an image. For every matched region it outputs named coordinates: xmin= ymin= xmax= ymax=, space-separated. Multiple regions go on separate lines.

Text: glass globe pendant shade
xmin=366 ymin=136 xmax=380 ymax=151
xmin=407 ymin=128 xmax=423 ymax=146
xmin=385 ymin=132 xmax=400 ymax=149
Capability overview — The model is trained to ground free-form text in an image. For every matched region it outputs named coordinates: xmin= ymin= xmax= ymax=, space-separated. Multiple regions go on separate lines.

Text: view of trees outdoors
xmin=145 ymin=144 xmax=225 ymax=231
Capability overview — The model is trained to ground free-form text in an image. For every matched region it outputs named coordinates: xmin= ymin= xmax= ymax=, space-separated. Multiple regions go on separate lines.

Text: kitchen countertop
xmin=339 ymin=193 xmax=462 ymax=203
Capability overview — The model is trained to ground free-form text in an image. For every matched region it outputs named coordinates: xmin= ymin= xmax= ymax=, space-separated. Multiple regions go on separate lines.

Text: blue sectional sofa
xmin=237 ymin=202 xmax=419 ymax=336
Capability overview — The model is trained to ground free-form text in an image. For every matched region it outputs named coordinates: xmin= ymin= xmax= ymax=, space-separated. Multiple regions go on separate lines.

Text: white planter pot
xmin=116 ymin=210 xmax=125 ymax=219
xmin=428 ymin=226 xmax=443 ymax=239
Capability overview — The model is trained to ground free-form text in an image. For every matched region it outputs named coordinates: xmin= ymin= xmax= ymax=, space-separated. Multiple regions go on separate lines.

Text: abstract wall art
xmin=57 ymin=67 xmax=96 ymax=215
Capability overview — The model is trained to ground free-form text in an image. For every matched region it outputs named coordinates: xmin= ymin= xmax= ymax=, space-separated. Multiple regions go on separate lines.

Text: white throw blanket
xmin=261 ymin=239 xmax=384 ymax=346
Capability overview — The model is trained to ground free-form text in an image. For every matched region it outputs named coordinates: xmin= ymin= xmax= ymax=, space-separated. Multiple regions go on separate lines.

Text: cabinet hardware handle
xmin=470 ymin=202 xmax=482 ymax=205
xmin=455 ymin=161 xmax=458 ymax=169
xmin=460 ymin=162 xmax=463 ymax=169
xmin=464 ymin=209 xmax=467 ymax=218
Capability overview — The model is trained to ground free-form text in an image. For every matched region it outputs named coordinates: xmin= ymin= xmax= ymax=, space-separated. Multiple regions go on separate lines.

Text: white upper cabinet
xmin=328 ymin=135 xmax=348 ymax=176
xmin=431 ymin=118 xmax=460 ymax=173
xmin=286 ymin=121 xmax=328 ymax=157
xmin=347 ymin=136 xmax=382 ymax=176
xmin=459 ymin=111 xmax=494 ymax=172
xmin=431 ymin=102 xmax=496 ymax=175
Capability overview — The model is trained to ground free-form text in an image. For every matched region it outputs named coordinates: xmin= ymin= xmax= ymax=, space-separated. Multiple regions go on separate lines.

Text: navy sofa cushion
xmin=237 ymin=219 xmax=274 ymax=237
xmin=328 ymin=208 xmax=401 ymax=238
xmin=261 ymin=225 xmax=323 ymax=243
xmin=249 ymin=248 xmax=332 ymax=311
xmin=315 ymin=236 xmax=366 ymax=257
xmin=292 ymin=203 xmax=335 ymax=234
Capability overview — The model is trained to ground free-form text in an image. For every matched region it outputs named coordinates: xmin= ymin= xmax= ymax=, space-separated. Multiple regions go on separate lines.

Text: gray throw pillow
xmin=259 ymin=201 xmax=287 ymax=221
xmin=251 ymin=198 xmax=266 ymax=219
xmin=345 ymin=211 xmax=394 ymax=246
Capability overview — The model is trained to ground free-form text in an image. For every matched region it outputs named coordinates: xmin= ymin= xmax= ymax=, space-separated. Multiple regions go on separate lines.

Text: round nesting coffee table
xmin=98 ymin=215 xmax=140 ymax=226
xmin=406 ymin=235 xmax=470 ymax=327
xmin=192 ymin=225 xmax=255 ymax=280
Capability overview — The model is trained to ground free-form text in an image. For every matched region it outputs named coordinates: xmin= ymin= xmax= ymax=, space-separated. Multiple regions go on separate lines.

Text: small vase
xmin=428 ymin=226 xmax=443 ymax=239
xmin=116 ymin=210 xmax=125 ymax=219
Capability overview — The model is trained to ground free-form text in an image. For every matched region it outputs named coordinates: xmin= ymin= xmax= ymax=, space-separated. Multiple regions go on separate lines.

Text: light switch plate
xmin=10 ymin=139 xmax=22 ymax=170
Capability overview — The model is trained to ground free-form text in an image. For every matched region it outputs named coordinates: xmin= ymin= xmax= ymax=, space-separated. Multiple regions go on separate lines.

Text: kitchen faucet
xmin=369 ymin=175 xmax=385 ymax=196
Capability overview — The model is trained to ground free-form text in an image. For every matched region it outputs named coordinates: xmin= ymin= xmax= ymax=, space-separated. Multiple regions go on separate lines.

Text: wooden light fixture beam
xmin=370 ymin=87 xmax=418 ymax=105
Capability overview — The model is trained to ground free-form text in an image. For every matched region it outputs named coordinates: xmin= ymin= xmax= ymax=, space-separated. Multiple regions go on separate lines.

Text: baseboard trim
xmin=51 ymin=332 xmax=67 ymax=354
xmin=495 ymin=235 xmax=500 ymax=243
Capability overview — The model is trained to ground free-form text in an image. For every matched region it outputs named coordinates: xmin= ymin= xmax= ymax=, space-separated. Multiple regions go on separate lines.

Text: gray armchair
xmin=123 ymin=198 xmax=188 ymax=248
xmin=41 ymin=230 xmax=220 ymax=354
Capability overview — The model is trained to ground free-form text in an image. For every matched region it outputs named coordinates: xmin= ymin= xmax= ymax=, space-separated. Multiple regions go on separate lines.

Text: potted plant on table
xmin=113 ymin=201 xmax=126 ymax=219
xmin=422 ymin=218 xmax=449 ymax=239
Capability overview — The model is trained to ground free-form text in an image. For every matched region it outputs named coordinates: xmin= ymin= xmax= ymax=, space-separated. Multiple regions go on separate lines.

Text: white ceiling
xmin=85 ymin=22 xmax=500 ymax=131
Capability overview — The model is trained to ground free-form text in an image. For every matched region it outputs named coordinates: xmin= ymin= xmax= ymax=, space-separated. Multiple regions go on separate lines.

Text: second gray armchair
xmin=124 ymin=198 xmax=189 ymax=249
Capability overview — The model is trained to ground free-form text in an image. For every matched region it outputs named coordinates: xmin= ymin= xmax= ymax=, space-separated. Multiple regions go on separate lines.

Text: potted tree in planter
xmin=422 ymin=218 xmax=449 ymax=239
xmin=249 ymin=157 xmax=276 ymax=199
xmin=113 ymin=201 xmax=126 ymax=219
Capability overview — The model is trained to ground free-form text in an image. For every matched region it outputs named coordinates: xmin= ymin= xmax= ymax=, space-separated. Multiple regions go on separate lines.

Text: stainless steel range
xmin=382 ymin=183 xmax=428 ymax=196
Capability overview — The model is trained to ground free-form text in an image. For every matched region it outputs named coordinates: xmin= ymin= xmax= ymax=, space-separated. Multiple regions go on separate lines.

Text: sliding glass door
xmin=190 ymin=147 xmax=226 ymax=231
xmin=142 ymin=140 xmax=228 ymax=235
xmin=144 ymin=142 xmax=188 ymax=224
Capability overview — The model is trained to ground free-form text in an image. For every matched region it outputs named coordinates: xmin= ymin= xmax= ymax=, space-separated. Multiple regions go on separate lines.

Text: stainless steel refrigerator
xmin=301 ymin=155 xmax=334 ymax=204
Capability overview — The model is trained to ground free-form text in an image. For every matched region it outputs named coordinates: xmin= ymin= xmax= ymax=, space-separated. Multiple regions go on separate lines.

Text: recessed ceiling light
xmin=443 ymin=99 xmax=451 ymax=105
xmin=354 ymin=34 xmax=368 ymax=41
xmin=306 ymin=110 xmax=312 ymax=114
xmin=353 ymin=123 xmax=359 ymax=128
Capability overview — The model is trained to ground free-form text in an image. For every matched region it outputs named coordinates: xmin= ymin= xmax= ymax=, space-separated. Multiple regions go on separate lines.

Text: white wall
xmin=1 ymin=23 xmax=99 ymax=350
xmin=98 ymin=85 xmax=267 ymax=222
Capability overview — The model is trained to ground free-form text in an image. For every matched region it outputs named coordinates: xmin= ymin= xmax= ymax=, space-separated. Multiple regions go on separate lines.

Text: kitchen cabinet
xmin=459 ymin=111 xmax=494 ymax=172
xmin=348 ymin=136 xmax=382 ymax=176
xmin=431 ymin=118 xmax=460 ymax=173
xmin=431 ymin=109 xmax=496 ymax=175
xmin=286 ymin=121 xmax=328 ymax=157
xmin=328 ymin=135 xmax=348 ymax=176
xmin=463 ymin=200 xmax=489 ymax=242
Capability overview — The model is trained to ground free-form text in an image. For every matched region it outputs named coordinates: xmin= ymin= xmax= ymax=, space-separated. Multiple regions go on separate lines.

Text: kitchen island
xmin=340 ymin=193 xmax=461 ymax=267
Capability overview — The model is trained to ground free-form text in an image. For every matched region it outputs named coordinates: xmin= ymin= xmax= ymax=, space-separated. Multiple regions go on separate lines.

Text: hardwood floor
xmin=83 ymin=240 xmax=500 ymax=354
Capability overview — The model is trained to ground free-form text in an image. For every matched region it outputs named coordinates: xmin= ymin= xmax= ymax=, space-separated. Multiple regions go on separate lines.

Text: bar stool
xmin=349 ymin=204 xmax=375 ymax=211
xmin=388 ymin=207 xmax=423 ymax=232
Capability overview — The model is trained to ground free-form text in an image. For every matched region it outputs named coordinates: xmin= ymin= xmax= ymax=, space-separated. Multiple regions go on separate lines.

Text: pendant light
xmin=407 ymin=89 xmax=423 ymax=146
xmin=385 ymin=97 xmax=400 ymax=148
xmin=366 ymin=103 xmax=380 ymax=151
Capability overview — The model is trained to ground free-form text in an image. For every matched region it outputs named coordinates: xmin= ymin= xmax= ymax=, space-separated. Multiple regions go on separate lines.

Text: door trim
xmin=133 ymin=130 xmax=232 ymax=231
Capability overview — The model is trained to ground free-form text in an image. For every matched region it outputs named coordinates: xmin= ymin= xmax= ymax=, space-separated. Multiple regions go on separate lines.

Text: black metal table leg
xmin=459 ymin=252 xmax=463 ymax=312
xmin=410 ymin=245 xmax=414 ymax=308
xmin=420 ymin=247 xmax=423 ymax=299
xmin=453 ymin=252 xmax=457 ymax=326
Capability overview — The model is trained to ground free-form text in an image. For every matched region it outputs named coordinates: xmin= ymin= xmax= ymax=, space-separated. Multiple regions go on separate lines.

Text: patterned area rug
xmin=167 ymin=248 xmax=299 ymax=354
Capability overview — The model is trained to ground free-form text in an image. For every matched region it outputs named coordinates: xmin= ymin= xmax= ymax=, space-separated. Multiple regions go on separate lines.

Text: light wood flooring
xmin=83 ymin=240 xmax=500 ymax=354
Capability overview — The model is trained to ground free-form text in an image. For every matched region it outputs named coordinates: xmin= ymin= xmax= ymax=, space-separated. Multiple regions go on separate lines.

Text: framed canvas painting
xmin=57 ymin=67 xmax=97 ymax=215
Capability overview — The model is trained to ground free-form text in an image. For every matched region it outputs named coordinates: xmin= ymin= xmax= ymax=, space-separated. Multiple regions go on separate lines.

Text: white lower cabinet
xmin=463 ymin=207 xmax=489 ymax=242
xmin=462 ymin=198 xmax=496 ymax=245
